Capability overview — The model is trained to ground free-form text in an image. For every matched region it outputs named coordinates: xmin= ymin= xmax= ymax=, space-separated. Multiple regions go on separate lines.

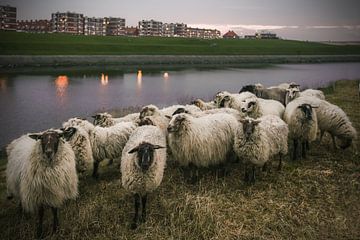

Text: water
xmin=1 ymin=62 xmax=360 ymax=148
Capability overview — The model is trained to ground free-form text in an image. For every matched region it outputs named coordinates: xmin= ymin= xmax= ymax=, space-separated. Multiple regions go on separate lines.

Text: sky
xmin=1 ymin=0 xmax=360 ymax=41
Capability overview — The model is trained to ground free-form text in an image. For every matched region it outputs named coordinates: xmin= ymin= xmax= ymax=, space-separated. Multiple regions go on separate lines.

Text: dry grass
xmin=0 ymin=80 xmax=359 ymax=239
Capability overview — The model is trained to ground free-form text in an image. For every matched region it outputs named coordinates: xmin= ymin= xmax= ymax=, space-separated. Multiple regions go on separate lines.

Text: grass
xmin=1 ymin=31 xmax=360 ymax=55
xmin=0 ymin=80 xmax=359 ymax=239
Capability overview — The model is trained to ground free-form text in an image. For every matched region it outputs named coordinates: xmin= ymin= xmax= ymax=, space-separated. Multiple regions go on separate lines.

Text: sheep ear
xmin=91 ymin=115 xmax=97 ymax=119
xmin=62 ymin=127 xmax=77 ymax=141
xmin=128 ymin=146 xmax=139 ymax=154
xmin=153 ymin=145 xmax=165 ymax=150
xmin=311 ymin=105 xmax=319 ymax=108
xmin=29 ymin=134 xmax=42 ymax=140
xmin=165 ymin=115 xmax=172 ymax=119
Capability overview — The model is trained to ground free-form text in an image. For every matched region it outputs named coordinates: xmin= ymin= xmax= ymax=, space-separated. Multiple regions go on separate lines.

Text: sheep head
xmin=140 ymin=105 xmax=158 ymax=119
xmin=29 ymin=129 xmax=76 ymax=161
xmin=128 ymin=142 xmax=165 ymax=171
xmin=239 ymin=85 xmax=256 ymax=94
xmin=241 ymin=98 xmax=258 ymax=114
xmin=298 ymin=104 xmax=315 ymax=121
xmin=92 ymin=112 xmax=111 ymax=126
xmin=239 ymin=118 xmax=261 ymax=139
xmin=167 ymin=114 xmax=187 ymax=133
xmin=172 ymin=107 xmax=189 ymax=116
xmin=139 ymin=116 xmax=155 ymax=126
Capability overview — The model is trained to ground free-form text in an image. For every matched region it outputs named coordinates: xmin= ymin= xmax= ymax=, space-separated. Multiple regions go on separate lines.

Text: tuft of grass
xmin=0 ymin=80 xmax=359 ymax=239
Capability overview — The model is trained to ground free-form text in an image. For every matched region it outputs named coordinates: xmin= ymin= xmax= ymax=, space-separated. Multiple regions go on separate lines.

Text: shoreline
xmin=1 ymin=54 xmax=360 ymax=68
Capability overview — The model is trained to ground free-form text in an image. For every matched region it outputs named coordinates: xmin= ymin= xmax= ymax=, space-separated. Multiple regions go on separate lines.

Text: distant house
xmin=244 ymin=35 xmax=257 ymax=39
xmin=256 ymin=31 xmax=278 ymax=39
xmin=223 ymin=30 xmax=239 ymax=39
xmin=125 ymin=26 xmax=139 ymax=36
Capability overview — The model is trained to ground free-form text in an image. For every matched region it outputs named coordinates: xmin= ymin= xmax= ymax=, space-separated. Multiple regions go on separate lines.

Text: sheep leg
xmin=131 ymin=193 xmax=141 ymax=229
xmin=306 ymin=140 xmax=310 ymax=150
xmin=250 ymin=165 xmax=256 ymax=184
xmin=262 ymin=162 xmax=267 ymax=172
xmin=92 ymin=161 xmax=99 ymax=179
xmin=319 ymin=130 xmax=324 ymax=143
xmin=51 ymin=207 xmax=59 ymax=234
xmin=302 ymin=141 xmax=307 ymax=159
xmin=293 ymin=139 xmax=298 ymax=161
xmin=141 ymin=194 xmax=147 ymax=223
xmin=244 ymin=164 xmax=250 ymax=183
xmin=331 ymin=134 xmax=337 ymax=150
xmin=36 ymin=205 xmax=44 ymax=239
xmin=277 ymin=154 xmax=282 ymax=171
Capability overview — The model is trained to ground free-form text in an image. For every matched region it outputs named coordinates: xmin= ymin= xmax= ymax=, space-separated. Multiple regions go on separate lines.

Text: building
xmin=51 ymin=12 xmax=84 ymax=34
xmin=244 ymin=35 xmax=257 ymax=39
xmin=84 ymin=17 xmax=104 ymax=36
xmin=186 ymin=27 xmax=221 ymax=39
xmin=124 ymin=26 xmax=139 ymax=36
xmin=139 ymin=19 xmax=163 ymax=36
xmin=17 ymin=20 xmax=51 ymax=33
xmin=223 ymin=30 xmax=239 ymax=39
xmin=104 ymin=17 xmax=125 ymax=36
xmin=162 ymin=23 xmax=175 ymax=37
xmin=0 ymin=5 xmax=17 ymax=31
xmin=174 ymin=23 xmax=187 ymax=37
xmin=257 ymin=31 xmax=278 ymax=39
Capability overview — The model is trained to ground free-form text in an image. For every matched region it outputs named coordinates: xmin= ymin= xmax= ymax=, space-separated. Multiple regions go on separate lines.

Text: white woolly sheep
xmin=239 ymin=97 xmax=285 ymax=119
xmin=191 ymin=98 xmax=217 ymax=110
xmin=160 ymin=104 xmax=201 ymax=116
xmin=6 ymin=129 xmax=78 ymax=238
xmin=233 ymin=115 xmax=288 ymax=183
xmin=92 ymin=112 xmax=140 ymax=127
xmin=284 ymin=97 xmax=318 ymax=160
xmin=121 ymin=125 xmax=166 ymax=229
xmin=167 ymin=112 xmax=238 ymax=169
xmin=217 ymin=91 xmax=257 ymax=109
xmin=285 ymin=88 xmax=325 ymax=105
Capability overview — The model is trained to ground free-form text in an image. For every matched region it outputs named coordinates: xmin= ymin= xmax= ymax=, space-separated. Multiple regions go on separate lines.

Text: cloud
xmin=305 ymin=25 xmax=360 ymax=30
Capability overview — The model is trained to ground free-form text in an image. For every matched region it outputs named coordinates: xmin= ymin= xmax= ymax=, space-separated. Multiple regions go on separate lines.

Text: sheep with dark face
xmin=233 ymin=116 xmax=288 ymax=183
xmin=239 ymin=97 xmax=285 ymax=119
xmin=216 ymin=91 xmax=256 ymax=109
xmin=284 ymin=98 xmax=318 ymax=160
xmin=121 ymin=125 xmax=166 ymax=229
xmin=285 ymin=88 xmax=325 ymax=105
xmin=6 ymin=129 xmax=78 ymax=238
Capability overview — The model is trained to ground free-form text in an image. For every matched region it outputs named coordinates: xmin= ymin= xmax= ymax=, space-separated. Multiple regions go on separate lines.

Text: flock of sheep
xmin=5 ymin=81 xmax=358 ymax=238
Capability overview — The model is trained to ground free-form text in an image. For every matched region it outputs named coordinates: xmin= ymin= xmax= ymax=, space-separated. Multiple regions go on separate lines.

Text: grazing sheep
xmin=167 ymin=113 xmax=238 ymax=168
xmin=6 ymin=129 xmax=78 ymax=238
xmin=121 ymin=125 xmax=166 ymax=229
xmin=285 ymin=88 xmax=325 ymax=105
xmin=61 ymin=126 xmax=93 ymax=175
xmin=239 ymin=97 xmax=285 ymax=119
xmin=92 ymin=112 xmax=140 ymax=127
xmin=239 ymin=84 xmax=288 ymax=106
xmin=233 ymin=116 xmax=288 ymax=183
xmin=191 ymin=98 xmax=217 ymax=110
xmin=284 ymin=97 xmax=318 ymax=160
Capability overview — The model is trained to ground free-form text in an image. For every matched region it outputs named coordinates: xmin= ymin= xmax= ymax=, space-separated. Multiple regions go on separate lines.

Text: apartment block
xmin=84 ymin=17 xmax=104 ymax=36
xmin=104 ymin=17 xmax=125 ymax=36
xmin=0 ymin=5 xmax=17 ymax=31
xmin=186 ymin=27 xmax=221 ymax=39
xmin=139 ymin=19 xmax=163 ymax=36
xmin=174 ymin=23 xmax=187 ymax=37
xmin=17 ymin=19 xmax=51 ymax=33
xmin=51 ymin=12 xmax=84 ymax=34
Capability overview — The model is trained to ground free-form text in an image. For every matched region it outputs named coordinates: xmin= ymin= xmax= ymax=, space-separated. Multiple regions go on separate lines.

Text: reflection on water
xmin=137 ymin=70 xmax=142 ymax=91
xmin=0 ymin=77 xmax=7 ymax=91
xmin=163 ymin=72 xmax=169 ymax=79
xmin=101 ymin=73 xmax=109 ymax=86
xmin=55 ymin=75 xmax=69 ymax=104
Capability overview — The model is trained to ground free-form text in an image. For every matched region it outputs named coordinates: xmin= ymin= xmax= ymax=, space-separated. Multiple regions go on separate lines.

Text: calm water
xmin=1 ymin=62 xmax=360 ymax=148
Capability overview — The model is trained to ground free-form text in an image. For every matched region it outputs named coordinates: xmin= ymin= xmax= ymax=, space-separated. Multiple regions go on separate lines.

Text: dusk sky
xmin=1 ymin=0 xmax=360 ymax=41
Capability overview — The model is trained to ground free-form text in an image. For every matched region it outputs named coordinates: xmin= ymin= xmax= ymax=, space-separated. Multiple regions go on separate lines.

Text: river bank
xmin=1 ymin=54 xmax=360 ymax=68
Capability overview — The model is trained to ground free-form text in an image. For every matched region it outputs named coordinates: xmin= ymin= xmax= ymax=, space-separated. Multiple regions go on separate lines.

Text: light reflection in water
xmin=101 ymin=73 xmax=109 ymax=85
xmin=137 ymin=70 xmax=142 ymax=89
xmin=163 ymin=72 xmax=169 ymax=79
xmin=55 ymin=75 xmax=69 ymax=104
xmin=0 ymin=77 xmax=7 ymax=91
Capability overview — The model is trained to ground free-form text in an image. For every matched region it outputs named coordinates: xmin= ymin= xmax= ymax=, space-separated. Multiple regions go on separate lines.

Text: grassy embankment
xmin=0 ymin=80 xmax=359 ymax=239
xmin=1 ymin=31 xmax=360 ymax=55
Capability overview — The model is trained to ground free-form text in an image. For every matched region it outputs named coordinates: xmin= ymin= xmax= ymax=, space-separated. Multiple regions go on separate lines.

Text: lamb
xmin=284 ymin=97 xmax=318 ymax=160
xmin=239 ymin=84 xmax=288 ymax=106
xmin=233 ymin=115 xmax=288 ymax=183
xmin=62 ymin=118 xmax=137 ymax=178
xmin=191 ymin=98 xmax=217 ymax=110
xmin=167 ymin=113 xmax=238 ymax=168
xmin=6 ymin=129 xmax=78 ymax=238
xmin=121 ymin=125 xmax=166 ymax=229
xmin=61 ymin=126 xmax=94 ymax=175
xmin=239 ymin=97 xmax=285 ymax=119
xmin=285 ymin=88 xmax=325 ymax=105
xmin=92 ymin=112 xmax=140 ymax=127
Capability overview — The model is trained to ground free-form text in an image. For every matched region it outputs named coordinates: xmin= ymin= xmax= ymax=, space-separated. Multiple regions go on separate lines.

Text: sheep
xmin=61 ymin=126 xmax=94 ymax=176
xmin=239 ymin=84 xmax=288 ymax=106
xmin=92 ymin=112 xmax=140 ymax=127
xmin=270 ymin=82 xmax=300 ymax=90
xmin=285 ymin=88 xmax=325 ymax=105
xmin=239 ymin=97 xmax=285 ymax=119
xmin=217 ymin=91 xmax=256 ymax=109
xmin=172 ymin=106 xmax=242 ymax=120
xmin=233 ymin=115 xmax=288 ymax=183
xmin=157 ymin=104 xmax=201 ymax=116
xmin=284 ymin=97 xmax=318 ymax=160
xmin=6 ymin=129 xmax=78 ymax=238
xmin=62 ymin=118 xmax=137 ymax=178
xmin=191 ymin=98 xmax=217 ymax=110
xmin=167 ymin=113 xmax=238 ymax=169
xmin=121 ymin=125 xmax=166 ymax=229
